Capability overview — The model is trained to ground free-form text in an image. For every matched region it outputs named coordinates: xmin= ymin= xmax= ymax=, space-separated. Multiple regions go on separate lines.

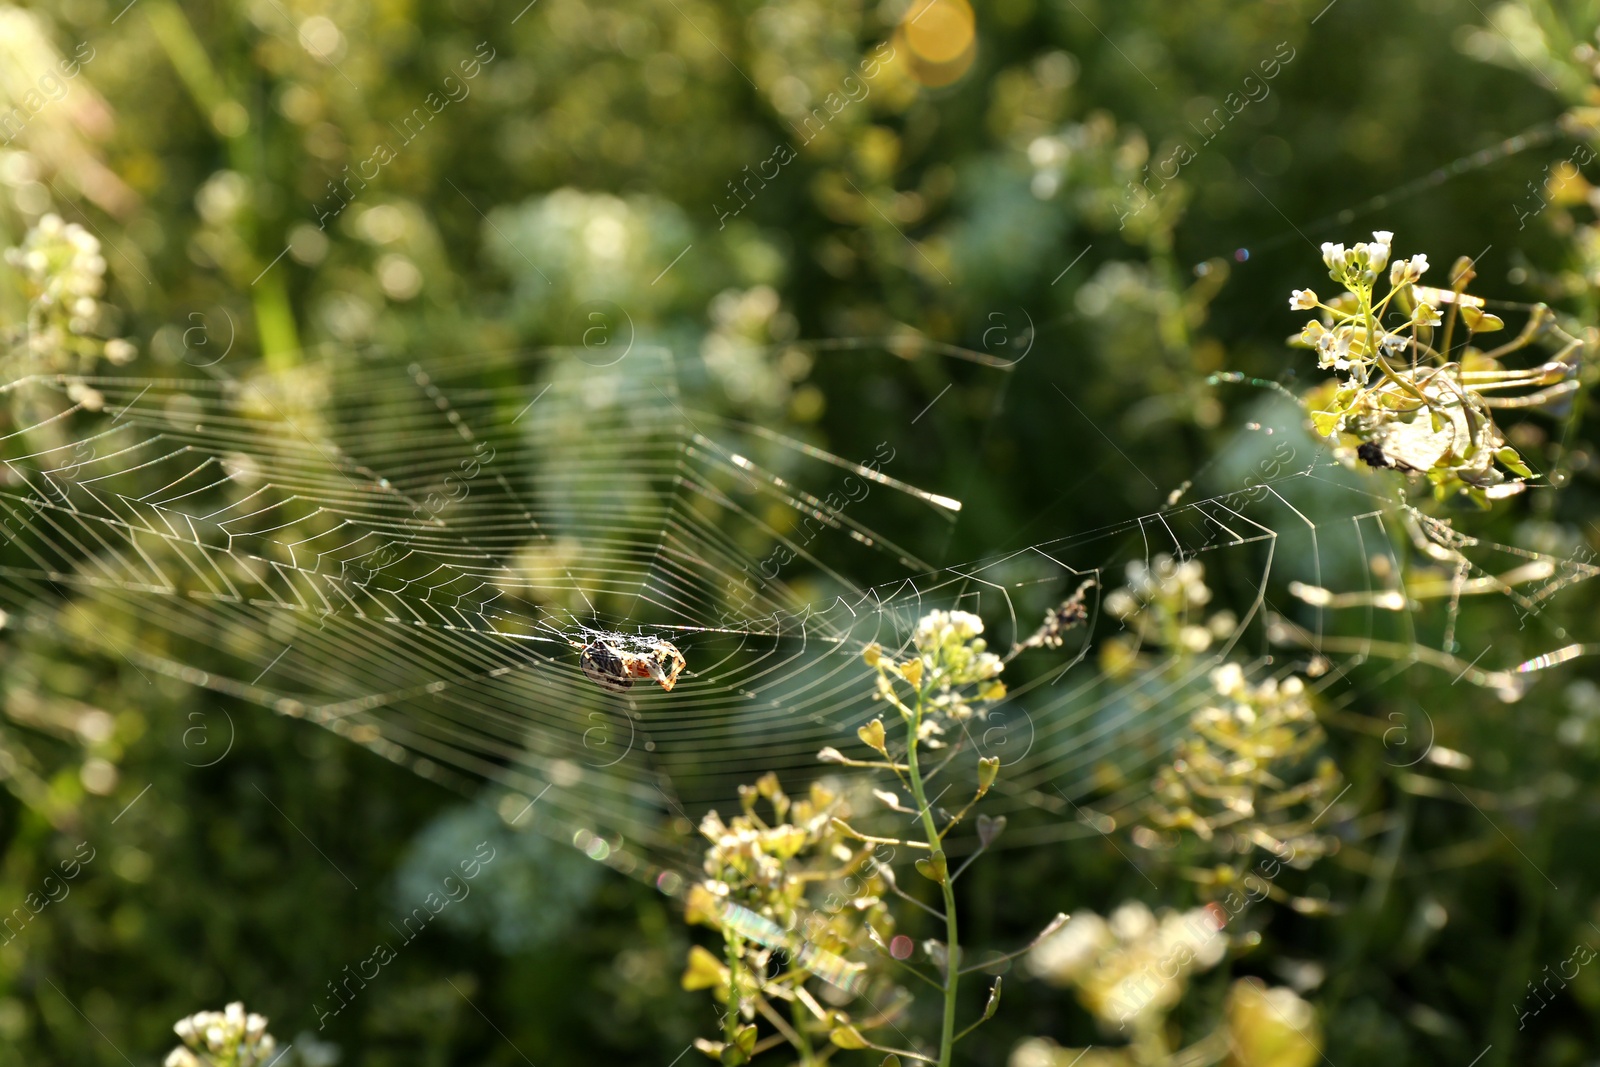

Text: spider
xmin=571 ymin=633 xmax=686 ymax=693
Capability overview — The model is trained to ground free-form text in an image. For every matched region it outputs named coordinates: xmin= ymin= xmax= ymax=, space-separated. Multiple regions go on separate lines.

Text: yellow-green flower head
xmin=912 ymin=610 xmax=1004 ymax=686
xmin=1026 ymin=902 xmax=1227 ymax=1028
xmin=1199 ymin=664 xmax=1313 ymax=757
xmin=1148 ymin=662 xmax=1340 ymax=878
xmin=6 ymin=213 xmax=106 ymax=311
xmin=1225 ymin=980 xmax=1323 ymax=1067
xmin=698 ymin=806 xmax=825 ymax=902
xmin=1106 ymin=556 xmax=1211 ymax=619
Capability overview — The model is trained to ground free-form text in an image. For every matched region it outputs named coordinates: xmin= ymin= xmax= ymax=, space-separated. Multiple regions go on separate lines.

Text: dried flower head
xmin=1019 ymin=579 xmax=1096 ymax=651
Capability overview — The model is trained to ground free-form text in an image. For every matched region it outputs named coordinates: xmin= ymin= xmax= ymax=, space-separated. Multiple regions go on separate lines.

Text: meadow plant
xmin=1024 ymin=901 xmax=1225 ymax=1059
xmin=682 ymin=773 xmax=885 ymax=1064
xmin=1140 ymin=664 xmax=1343 ymax=911
xmin=1292 ymin=231 xmax=1580 ymax=503
xmin=1101 ymin=556 xmax=1229 ymax=670
xmin=1019 ymin=903 xmax=1321 ymax=1067
xmin=164 ymin=1002 xmax=278 ymax=1067
xmin=683 ymin=609 xmax=1064 ymax=1065
xmin=1005 ymin=550 xmax=1338 ymax=1066
xmin=3 ymin=212 xmax=134 ymax=372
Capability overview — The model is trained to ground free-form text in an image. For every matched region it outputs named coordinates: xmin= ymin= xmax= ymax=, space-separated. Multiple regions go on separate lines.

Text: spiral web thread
xmin=0 ymin=338 xmax=1592 ymax=885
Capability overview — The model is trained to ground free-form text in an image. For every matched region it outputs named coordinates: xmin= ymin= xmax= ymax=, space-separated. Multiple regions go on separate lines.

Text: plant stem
xmin=789 ymin=988 xmax=817 ymax=1066
xmin=725 ymin=935 xmax=743 ymax=1047
xmin=904 ymin=689 xmax=961 ymax=1067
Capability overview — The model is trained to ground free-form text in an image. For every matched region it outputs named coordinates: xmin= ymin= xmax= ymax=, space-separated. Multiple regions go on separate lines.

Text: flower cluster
xmin=4 ymin=212 xmax=135 ymax=370
xmin=1105 ymin=555 xmax=1209 ymax=626
xmin=693 ymin=772 xmax=849 ymax=924
xmin=1026 ymin=901 xmax=1227 ymax=1029
xmin=912 ymin=610 xmax=1005 ymax=689
xmin=1296 ymin=232 xmax=1441 ymax=379
xmin=1020 ymin=903 xmax=1323 ymax=1067
xmin=1291 ymin=231 xmax=1577 ymax=502
xmin=1011 ymin=976 xmax=1321 ymax=1067
xmin=684 ymin=611 xmax=1048 ymax=1067
xmin=682 ymin=773 xmax=888 ymax=1064
xmin=165 ymin=1002 xmax=277 ymax=1067
xmin=1143 ymin=665 xmax=1342 ymax=890
xmin=8 ymin=214 xmax=106 ymax=323
xmin=701 ymin=285 xmax=815 ymax=418
xmin=1101 ymin=555 xmax=1235 ymax=676
xmin=1221 ymin=980 xmax=1322 ymax=1067
xmin=863 ymin=609 xmax=1006 ymax=745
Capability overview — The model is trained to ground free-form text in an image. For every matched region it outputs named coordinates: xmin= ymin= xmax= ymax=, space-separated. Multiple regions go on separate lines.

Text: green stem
xmin=904 ymin=688 xmax=960 ymax=1067
xmin=1130 ymin=1020 xmax=1172 ymax=1067
xmin=725 ymin=934 xmax=743 ymax=1047
xmin=1373 ymin=353 xmax=1432 ymax=407
xmin=789 ymin=993 xmax=816 ymax=1066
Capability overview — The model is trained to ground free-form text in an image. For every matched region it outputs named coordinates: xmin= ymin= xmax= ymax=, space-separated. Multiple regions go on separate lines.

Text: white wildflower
xmin=1319 ymin=242 xmax=1348 ymax=278
xmin=1390 ymin=252 xmax=1429 ymax=286
xmin=1363 ymin=230 xmax=1392 ymax=274
xmin=169 ymin=1002 xmax=279 ymax=1066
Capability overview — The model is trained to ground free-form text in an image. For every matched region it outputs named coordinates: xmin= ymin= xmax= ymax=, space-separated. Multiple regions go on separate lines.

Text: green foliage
xmin=4 ymin=1 xmax=1600 ymax=1066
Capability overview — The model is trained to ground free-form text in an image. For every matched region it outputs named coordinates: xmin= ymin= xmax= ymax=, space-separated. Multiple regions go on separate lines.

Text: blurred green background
xmin=5 ymin=0 xmax=1600 ymax=1063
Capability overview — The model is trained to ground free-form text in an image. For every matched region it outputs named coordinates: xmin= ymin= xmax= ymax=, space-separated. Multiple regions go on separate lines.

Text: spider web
xmin=4 ymin=332 xmax=1590 ymax=888
xmin=3 ymin=114 xmax=1596 ymax=884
